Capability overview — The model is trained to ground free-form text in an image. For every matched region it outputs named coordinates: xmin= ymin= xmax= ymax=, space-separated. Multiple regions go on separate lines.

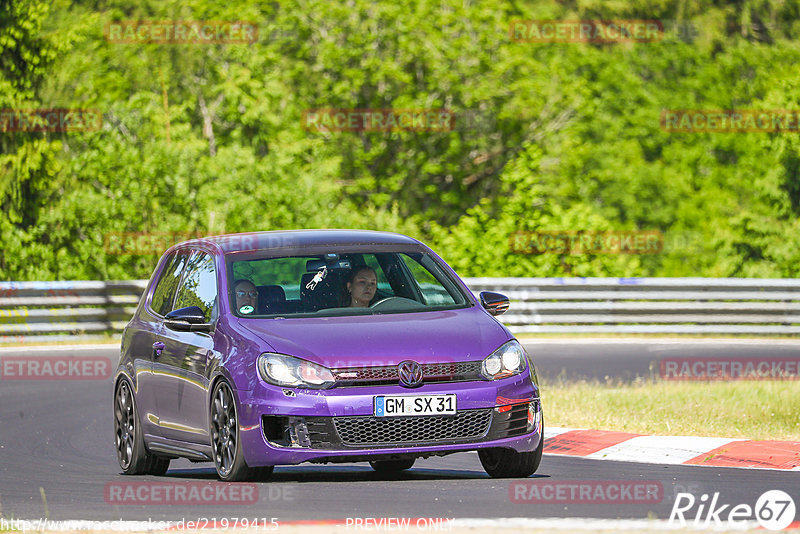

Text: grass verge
xmin=542 ymin=378 xmax=800 ymax=440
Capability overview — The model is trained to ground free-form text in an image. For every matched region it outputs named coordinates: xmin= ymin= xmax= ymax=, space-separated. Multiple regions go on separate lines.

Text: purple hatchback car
xmin=113 ymin=230 xmax=543 ymax=481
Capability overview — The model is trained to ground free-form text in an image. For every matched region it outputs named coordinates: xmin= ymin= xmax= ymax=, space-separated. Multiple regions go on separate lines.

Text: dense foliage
xmin=2 ymin=0 xmax=800 ymax=280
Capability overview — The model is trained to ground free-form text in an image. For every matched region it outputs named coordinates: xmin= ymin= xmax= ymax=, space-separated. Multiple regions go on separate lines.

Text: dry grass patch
xmin=542 ymin=378 xmax=800 ymax=440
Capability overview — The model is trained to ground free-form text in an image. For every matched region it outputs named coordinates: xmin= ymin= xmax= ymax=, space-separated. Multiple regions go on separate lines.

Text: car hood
xmin=237 ymin=306 xmax=511 ymax=368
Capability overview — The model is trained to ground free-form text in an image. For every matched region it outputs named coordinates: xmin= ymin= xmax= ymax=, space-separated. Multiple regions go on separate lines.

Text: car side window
xmin=401 ymin=254 xmax=458 ymax=305
xmin=173 ymin=251 xmax=218 ymax=322
xmin=150 ymin=251 xmax=189 ymax=316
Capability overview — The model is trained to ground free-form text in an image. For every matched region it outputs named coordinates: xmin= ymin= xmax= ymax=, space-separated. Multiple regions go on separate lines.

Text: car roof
xmin=179 ymin=229 xmax=424 ymax=255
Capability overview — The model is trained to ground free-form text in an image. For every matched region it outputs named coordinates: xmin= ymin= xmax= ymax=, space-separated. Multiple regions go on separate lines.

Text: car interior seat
xmin=257 ymin=285 xmax=287 ymax=314
xmin=300 ymin=271 xmax=344 ymax=311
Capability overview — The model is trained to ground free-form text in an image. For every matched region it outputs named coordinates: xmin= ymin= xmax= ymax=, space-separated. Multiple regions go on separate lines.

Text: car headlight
xmin=481 ymin=340 xmax=528 ymax=380
xmin=257 ymin=353 xmax=335 ymax=389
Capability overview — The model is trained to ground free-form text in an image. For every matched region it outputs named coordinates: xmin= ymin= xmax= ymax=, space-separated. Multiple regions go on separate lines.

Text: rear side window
xmin=173 ymin=251 xmax=218 ymax=322
xmin=150 ymin=251 xmax=189 ymax=316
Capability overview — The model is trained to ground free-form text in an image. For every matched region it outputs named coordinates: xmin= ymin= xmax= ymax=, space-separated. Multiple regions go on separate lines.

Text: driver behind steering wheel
xmin=343 ymin=265 xmax=377 ymax=307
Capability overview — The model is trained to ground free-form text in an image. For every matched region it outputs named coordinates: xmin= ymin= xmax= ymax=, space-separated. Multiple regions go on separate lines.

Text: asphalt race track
xmin=525 ymin=338 xmax=800 ymax=382
xmin=0 ymin=341 xmax=798 ymax=523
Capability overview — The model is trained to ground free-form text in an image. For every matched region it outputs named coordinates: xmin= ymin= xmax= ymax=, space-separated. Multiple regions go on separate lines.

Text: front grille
xmin=331 ymin=361 xmax=482 ymax=387
xmin=332 ymin=409 xmax=492 ymax=446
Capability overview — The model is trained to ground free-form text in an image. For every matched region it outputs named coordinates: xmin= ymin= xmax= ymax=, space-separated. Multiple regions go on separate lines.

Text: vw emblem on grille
xmin=397 ymin=360 xmax=424 ymax=388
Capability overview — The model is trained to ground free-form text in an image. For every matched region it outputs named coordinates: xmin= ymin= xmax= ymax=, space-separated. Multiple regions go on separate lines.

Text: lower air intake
xmin=332 ymin=409 xmax=492 ymax=446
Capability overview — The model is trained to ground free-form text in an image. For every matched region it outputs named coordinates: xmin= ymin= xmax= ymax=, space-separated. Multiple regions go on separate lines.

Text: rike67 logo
xmin=670 ymin=490 xmax=796 ymax=531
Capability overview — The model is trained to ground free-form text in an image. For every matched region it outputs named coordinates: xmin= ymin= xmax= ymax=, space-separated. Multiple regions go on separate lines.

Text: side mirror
xmin=479 ymin=291 xmax=510 ymax=316
xmin=165 ymin=306 xmax=213 ymax=333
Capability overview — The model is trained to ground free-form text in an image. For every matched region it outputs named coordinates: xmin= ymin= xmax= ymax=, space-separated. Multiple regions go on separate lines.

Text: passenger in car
xmin=233 ymin=279 xmax=258 ymax=314
xmin=344 ymin=266 xmax=378 ymax=307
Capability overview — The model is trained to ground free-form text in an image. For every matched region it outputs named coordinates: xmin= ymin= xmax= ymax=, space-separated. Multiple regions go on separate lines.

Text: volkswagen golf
xmin=113 ymin=230 xmax=543 ymax=481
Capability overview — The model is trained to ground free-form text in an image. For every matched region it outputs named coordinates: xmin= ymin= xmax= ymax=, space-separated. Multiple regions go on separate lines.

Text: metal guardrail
xmin=0 ymin=281 xmax=147 ymax=343
xmin=2 ymin=278 xmax=800 ymax=342
xmin=464 ymin=277 xmax=800 ymax=334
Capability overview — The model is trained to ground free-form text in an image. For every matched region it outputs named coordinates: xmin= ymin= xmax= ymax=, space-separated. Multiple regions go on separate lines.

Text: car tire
xmin=147 ymin=456 xmax=171 ymax=475
xmin=114 ymin=378 xmax=171 ymax=475
xmin=210 ymin=380 xmax=269 ymax=482
xmin=478 ymin=424 xmax=544 ymax=478
xmin=369 ymin=458 xmax=415 ymax=473
xmin=252 ymin=466 xmax=276 ymax=480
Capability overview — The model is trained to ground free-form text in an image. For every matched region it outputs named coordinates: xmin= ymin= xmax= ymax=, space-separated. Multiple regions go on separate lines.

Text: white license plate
xmin=374 ymin=394 xmax=457 ymax=417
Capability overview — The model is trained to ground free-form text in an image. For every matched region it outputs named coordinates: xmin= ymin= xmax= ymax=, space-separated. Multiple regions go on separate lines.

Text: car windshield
xmin=228 ymin=251 xmax=470 ymax=317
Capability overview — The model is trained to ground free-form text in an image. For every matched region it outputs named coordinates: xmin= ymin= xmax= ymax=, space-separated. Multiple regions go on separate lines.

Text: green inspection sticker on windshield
xmin=240 ymin=305 xmax=254 ymax=314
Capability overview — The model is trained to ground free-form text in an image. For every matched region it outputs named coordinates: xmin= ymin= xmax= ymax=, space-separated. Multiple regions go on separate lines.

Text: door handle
xmin=152 ymin=341 xmax=165 ymax=358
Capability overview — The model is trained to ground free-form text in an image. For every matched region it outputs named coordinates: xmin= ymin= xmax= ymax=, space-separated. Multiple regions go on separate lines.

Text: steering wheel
xmin=369 ymin=297 xmax=401 ymax=309
xmin=369 ymin=296 xmax=425 ymax=310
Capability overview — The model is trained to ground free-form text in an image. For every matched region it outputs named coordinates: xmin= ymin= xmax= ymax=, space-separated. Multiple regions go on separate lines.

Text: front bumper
xmin=236 ymin=374 xmax=542 ymax=467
